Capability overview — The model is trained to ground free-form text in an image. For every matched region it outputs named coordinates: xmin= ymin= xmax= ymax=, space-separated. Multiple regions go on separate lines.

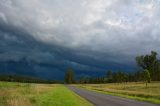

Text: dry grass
xmin=7 ymin=97 xmax=31 ymax=106
xmin=0 ymin=82 xmax=56 ymax=106
xmin=32 ymin=84 xmax=54 ymax=94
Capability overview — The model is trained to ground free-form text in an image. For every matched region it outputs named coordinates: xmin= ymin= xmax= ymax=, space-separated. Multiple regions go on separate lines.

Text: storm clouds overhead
xmin=0 ymin=0 xmax=160 ymax=79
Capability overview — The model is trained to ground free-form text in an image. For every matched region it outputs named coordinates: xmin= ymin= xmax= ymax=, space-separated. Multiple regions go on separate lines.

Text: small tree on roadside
xmin=143 ymin=69 xmax=151 ymax=88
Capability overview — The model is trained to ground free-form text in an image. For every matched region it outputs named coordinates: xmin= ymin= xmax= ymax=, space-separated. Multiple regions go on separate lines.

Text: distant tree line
xmin=0 ymin=75 xmax=62 ymax=84
xmin=65 ymin=51 xmax=160 ymax=86
xmin=78 ymin=70 xmax=151 ymax=85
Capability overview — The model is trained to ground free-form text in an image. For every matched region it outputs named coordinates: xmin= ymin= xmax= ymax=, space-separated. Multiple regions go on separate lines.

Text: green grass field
xmin=0 ymin=81 xmax=92 ymax=106
xmin=75 ymin=82 xmax=160 ymax=104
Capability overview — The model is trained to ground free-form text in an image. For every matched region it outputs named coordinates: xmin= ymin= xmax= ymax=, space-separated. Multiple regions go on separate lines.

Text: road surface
xmin=67 ymin=86 xmax=160 ymax=106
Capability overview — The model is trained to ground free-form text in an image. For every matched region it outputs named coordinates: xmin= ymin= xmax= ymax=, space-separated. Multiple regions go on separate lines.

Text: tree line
xmin=0 ymin=75 xmax=62 ymax=84
xmin=65 ymin=51 xmax=160 ymax=86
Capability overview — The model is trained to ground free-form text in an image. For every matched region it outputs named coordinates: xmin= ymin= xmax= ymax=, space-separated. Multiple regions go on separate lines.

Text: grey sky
xmin=0 ymin=0 xmax=160 ymax=79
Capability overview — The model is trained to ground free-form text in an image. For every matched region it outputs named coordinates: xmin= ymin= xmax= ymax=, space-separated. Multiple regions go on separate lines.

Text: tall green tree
xmin=136 ymin=51 xmax=160 ymax=81
xmin=65 ymin=69 xmax=75 ymax=84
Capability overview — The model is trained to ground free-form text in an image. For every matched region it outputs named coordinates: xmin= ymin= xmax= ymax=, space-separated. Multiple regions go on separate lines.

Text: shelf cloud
xmin=0 ymin=0 xmax=160 ymax=79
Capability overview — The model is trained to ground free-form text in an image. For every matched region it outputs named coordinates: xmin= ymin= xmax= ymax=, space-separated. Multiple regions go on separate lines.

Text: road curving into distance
xmin=67 ymin=86 xmax=160 ymax=106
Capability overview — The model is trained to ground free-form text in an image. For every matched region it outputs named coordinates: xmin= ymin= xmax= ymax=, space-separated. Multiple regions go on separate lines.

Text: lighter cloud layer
xmin=0 ymin=0 xmax=160 ymax=60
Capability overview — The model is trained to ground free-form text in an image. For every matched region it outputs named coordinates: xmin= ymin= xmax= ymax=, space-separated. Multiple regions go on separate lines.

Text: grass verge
xmin=34 ymin=85 xmax=92 ymax=106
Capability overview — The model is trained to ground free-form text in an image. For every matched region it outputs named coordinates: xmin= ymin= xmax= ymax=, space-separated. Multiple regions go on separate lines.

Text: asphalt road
xmin=67 ymin=86 xmax=160 ymax=106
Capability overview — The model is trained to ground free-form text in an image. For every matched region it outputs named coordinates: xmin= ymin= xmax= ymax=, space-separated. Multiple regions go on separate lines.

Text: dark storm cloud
xmin=0 ymin=22 xmax=105 ymax=79
xmin=0 ymin=0 xmax=160 ymax=79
